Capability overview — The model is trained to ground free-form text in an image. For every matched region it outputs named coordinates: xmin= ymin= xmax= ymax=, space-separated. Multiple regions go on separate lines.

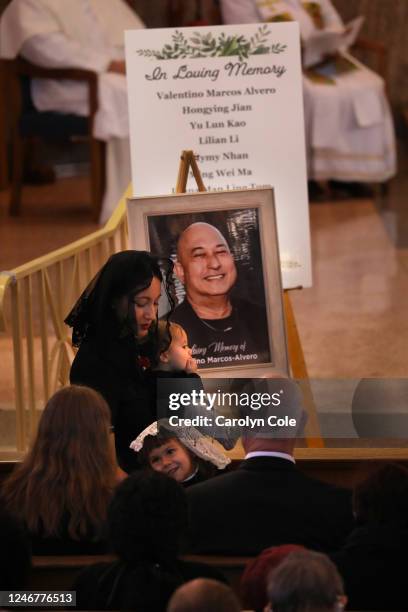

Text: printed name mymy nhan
xmin=168 ymin=389 xmax=283 ymax=411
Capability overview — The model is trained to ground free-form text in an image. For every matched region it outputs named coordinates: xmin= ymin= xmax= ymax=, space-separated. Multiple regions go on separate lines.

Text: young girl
xmin=145 ymin=320 xmax=204 ymax=429
xmin=130 ymin=419 xmax=230 ymax=487
xmin=137 ymin=320 xmax=235 ymax=478
xmin=154 ymin=320 xmax=198 ymax=375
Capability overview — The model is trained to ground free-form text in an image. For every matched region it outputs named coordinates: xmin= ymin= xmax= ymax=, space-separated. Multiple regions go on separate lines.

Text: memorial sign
xmin=126 ymin=23 xmax=312 ymax=288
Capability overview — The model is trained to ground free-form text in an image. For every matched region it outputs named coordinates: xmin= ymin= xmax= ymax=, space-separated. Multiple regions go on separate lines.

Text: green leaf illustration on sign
xmin=136 ymin=26 xmax=287 ymax=61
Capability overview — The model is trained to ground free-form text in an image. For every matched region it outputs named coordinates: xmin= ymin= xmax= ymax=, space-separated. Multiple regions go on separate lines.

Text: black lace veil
xmin=65 ymin=250 xmax=175 ymax=348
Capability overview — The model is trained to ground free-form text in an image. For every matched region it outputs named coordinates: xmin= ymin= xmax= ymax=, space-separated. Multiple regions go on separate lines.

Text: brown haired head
xmin=2 ymin=385 xmax=117 ymax=540
xmin=156 ymin=320 xmax=186 ymax=353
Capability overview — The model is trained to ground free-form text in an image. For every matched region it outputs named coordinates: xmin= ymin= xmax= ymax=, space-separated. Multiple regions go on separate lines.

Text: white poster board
xmin=125 ymin=23 xmax=312 ymax=288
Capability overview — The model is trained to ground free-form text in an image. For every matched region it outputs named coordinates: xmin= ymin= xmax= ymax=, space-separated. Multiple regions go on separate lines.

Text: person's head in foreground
xmin=175 ymin=222 xmax=237 ymax=311
xmin=155 ymin=320 xmax=197 ymax=373
xmin=78 ymin=471 xmax=189 ymax=610
xmin=108 ymin=470 xmax=187 ymax=564
xmin=240 ymin=544 xmax=306 ymax=611
xmin=2 ymin=385 xmax=117 ymax=540
xmin=353 ymin=462 xmax=408 ymax=528
xmin=131 ymin=419 xmax=230 ymax=485
xmin=266 ymin=550 xmax=347 ymax=612
xmin=167 ymin=578 xmax=240 ymax=612
xmin=240 ymin=378 xmax=307 ymax=456
xmin=65 ymin=250 xmax=174 ymax=347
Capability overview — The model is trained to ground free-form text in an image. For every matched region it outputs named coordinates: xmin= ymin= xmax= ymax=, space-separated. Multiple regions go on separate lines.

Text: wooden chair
xmin=352 ymin=37 xmax=387 ymax=82
xmin=30 ymin=554 xmax=117 ymax=590
xmin=30 ymin=553 xmax=252 ymax=595
xmin=4 ymin=57 xmax=105 ymax=221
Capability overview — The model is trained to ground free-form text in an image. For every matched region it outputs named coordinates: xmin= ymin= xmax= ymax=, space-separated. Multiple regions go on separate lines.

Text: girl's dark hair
xmin=108 ymin=471 xmax=188 ymax=564
xmin=2 ymin=386 xmax=117 ymax=540
xmin=156 ymin=320 xmax=186 ymax=352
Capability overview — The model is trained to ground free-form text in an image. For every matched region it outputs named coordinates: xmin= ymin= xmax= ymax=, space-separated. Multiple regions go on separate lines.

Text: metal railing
xmin=0 ymin=190 xmax=130 ymax=454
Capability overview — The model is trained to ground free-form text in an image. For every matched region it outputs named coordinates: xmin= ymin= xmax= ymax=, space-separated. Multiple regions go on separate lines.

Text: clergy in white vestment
xmin=0 ymin=0 xmax=145 ymax=222
xmin=220 ymin=0 xmax=396 ymax=184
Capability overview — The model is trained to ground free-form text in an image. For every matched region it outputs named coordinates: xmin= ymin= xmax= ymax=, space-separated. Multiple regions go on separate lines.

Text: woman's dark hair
xmin=108 ymin=471 xmax=188 ymax=564
xmin=65 ymin=250 xmax=174 ymax=347
xmin=353 ymin=463 xmax=408 ymax=527
xmin=2 ymin=385 xmax=117 ymax=540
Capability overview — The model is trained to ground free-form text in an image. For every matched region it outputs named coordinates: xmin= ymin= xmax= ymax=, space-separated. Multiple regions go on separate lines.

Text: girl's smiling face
xmin=148 ymin=438 xmax=195 ymax=482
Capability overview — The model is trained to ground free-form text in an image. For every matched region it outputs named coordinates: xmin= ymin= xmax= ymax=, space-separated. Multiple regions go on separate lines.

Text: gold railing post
xmin=10 ymin=281 xmax=26 ymax=451
xmin=0 ymin=188 xmax=131 ymax=455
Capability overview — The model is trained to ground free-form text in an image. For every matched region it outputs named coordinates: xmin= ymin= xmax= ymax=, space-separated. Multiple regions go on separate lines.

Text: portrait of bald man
xmin=171 ymin=221 xmax=270 ymax=368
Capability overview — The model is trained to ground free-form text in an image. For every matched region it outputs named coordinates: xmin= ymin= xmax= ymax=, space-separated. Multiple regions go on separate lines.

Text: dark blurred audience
xmin=331 ymin=463 xmax=408 ymax=611
xmin=2 ymin=385 xmax=123 ymax=555
xmin=2 ymin=385 xmax=405 ymax=612
xmin=241 ymin=544 xmax=305 ymax=611
xmin=267 ymin=550 xmax=347 ymax=612
xmin=167 ymin=578 xmax=240 ymax=612
xmin=74 ymin=471 xmax=225 ymax=610
xmin=0 ymin=508 xmax=31 ymax=589
xmin=187 ymin=379 xmax=353 ymax=554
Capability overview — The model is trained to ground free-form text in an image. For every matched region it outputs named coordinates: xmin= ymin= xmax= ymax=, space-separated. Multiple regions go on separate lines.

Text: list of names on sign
xmin=126 ymin=23 xmax=312 ymax=288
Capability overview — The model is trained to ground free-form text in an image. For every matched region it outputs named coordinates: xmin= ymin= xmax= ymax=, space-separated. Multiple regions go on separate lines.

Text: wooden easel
xmin=175 ymin=150 xmax=324 ymax=448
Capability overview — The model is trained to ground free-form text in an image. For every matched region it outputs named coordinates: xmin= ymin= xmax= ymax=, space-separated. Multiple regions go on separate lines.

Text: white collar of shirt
xmin=182 ymin=465 xmax=199 ymax=483
xmin=245 ymin=451 xmax=296 ymax=464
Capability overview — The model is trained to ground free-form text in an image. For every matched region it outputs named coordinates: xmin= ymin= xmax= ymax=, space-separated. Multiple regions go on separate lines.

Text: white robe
xmin=0 ymin=0 xmax=145 ymax=222
xmin=220 ymin=0 xmax=396 ymax=182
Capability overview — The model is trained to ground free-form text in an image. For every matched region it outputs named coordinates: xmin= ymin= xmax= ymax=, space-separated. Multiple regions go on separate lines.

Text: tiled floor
xmin=291 ymin=198 xmax=408 ymax=379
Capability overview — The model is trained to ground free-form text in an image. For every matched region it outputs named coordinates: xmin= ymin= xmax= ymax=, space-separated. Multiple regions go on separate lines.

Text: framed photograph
xmin=127 ymin=188 xmax=289 ymax=377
